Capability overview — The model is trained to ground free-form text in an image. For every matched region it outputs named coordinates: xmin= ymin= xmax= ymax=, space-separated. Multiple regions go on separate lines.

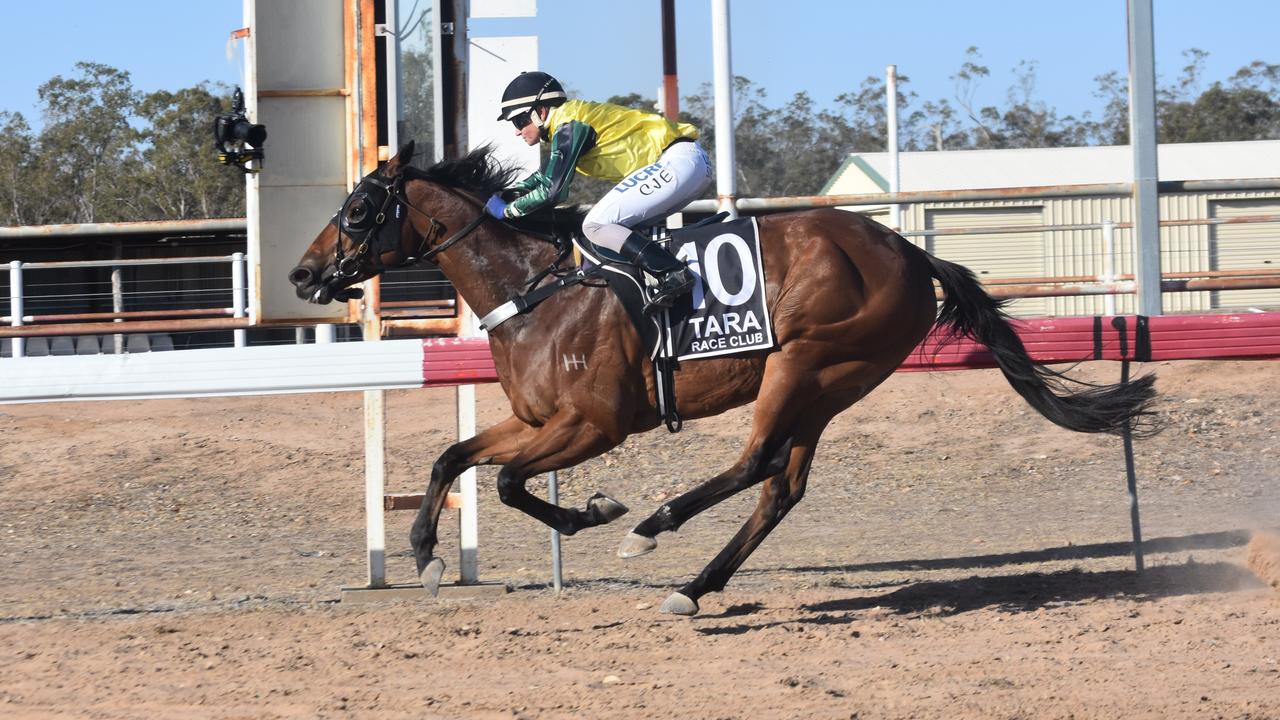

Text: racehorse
xmin=289 ymin=142 xmax=1156 ymax=616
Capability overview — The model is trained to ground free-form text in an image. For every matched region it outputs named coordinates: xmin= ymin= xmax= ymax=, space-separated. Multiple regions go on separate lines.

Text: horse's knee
xmin=495 ymin=467 xmax=525 ymax=506
xmin=432 ymin=443 xmax=468 ymax=480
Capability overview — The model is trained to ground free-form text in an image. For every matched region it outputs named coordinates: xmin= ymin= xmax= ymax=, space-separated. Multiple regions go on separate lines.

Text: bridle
xmin=328 ymin=170 xmax=488 ymax=284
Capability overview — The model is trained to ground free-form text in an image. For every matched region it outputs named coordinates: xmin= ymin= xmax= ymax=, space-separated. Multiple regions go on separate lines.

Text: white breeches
xmin=581 ymin=141 xmax=712 ymax=252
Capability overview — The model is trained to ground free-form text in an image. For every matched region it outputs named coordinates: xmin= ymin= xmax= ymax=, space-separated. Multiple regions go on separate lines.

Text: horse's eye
xmin=346 ymin=203 xmax=368 ymax=225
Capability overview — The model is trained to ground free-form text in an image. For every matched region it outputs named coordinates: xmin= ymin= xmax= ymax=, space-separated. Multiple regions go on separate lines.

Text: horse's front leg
xmin=494 ymin=408 xmax=629 ymax=535
xmin=411 ymin=415 xmax=536 ymax=592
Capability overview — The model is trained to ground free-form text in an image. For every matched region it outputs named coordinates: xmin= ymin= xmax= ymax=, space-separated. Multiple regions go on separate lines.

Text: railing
xmin=897 ymin=215 xmax=1280 ymax=315
xmin=1 ymin=253 xmax=461 ymax=357
xmin=3 ymin=179 xmax=1278 ymax=353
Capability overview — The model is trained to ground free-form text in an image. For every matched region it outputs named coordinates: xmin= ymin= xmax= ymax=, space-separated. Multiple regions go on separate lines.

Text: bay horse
xmin=289 ymin=142 xmax=1156 ymax=616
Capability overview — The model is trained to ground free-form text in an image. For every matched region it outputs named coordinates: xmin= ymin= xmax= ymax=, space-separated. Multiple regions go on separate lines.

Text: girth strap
xmin=477 ymin=270 xmax=597 ymax=331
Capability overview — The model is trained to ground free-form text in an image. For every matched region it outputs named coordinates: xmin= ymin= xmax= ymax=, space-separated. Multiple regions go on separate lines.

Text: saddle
xmin=479 ymin=211 xmax=774 ymax=433
xmin=573 ymin=213 xmax=731 ymax=356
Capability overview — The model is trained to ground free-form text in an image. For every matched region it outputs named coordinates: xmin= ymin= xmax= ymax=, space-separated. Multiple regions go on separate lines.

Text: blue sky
xmin=3 ymin=1 xmax=1278 ymax=130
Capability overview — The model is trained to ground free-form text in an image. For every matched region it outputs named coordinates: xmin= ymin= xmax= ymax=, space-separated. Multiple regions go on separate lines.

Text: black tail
xmin=924 ymin=253 xmax=1157 ymax=436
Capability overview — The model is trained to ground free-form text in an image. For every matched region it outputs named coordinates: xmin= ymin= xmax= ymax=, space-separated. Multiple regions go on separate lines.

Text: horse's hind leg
xmin=617 ymin=437 xmax=793 ymax=558
xmin=619 ymin=357 xmax=827 ymax=558
xmin=660 ymin=426 xmax=822 ymax=616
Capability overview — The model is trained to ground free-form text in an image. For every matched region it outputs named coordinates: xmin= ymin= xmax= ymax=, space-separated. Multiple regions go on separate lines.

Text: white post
xmin=457 ymin=301 xmax=479 ymax=584
xmin=886 ymin=64 xmax=902 ymax=231
xmin=363 ymin=388 xmax=387 ymax=587
xmin=548 ymin=470 xmax=563 ymax=593
xmin=111 ymin=266 xmax=124 ymax=354
xmin=315 ymin=324 xmax=336 ymax=343
xmin=232 ymin=252 xmax=247 ymax=348
xmin=711 ymin=0 xmax=737 ymax=218
xmin=1102 ymin=220 xmax=1118 ymax=316
xmin=8 ymin=261 xmax=24 ymax=359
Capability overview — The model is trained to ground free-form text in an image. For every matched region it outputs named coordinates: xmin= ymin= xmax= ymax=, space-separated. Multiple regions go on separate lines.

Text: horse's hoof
xmin=659 ymin=592 xmax=699 ymax=616
xmin=419 ymin=557 xmax=446 ymax=597
xmin=588 ymin=492 xmax=629 ymax=525
xmin=617 ymin=532 xmax=657 ymax=558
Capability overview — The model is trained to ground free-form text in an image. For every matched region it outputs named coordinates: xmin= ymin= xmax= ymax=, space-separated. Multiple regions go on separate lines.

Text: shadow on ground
xmin=690 ymin=530 xmax=1266 ymax=635
xmin=740 ymin=529 xmax=1255 ymax=578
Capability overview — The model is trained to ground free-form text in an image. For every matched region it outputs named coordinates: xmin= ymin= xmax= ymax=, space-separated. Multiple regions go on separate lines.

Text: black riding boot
xmin=620 ymin=232 xmax=695 ymax=313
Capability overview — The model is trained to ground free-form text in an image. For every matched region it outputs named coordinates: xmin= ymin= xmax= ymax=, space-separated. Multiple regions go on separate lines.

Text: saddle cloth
xmin=572 ymin=216 xmax=775 ymax=362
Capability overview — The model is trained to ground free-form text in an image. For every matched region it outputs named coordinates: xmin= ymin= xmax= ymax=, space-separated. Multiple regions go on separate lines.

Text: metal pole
xmin=1120 ymin=359 xmax=1145 ymax=572
xmin=435 ymin=0 xmax=468 ymax=160
xmin=111 ymin=265 xmax=124 ymax=354
xmin=232 ymin=252 xmax=247 ymax=348
xmin=449 ymin=0 xmax=468 ymax=158
xmin=548 ymin=470 xmax=563 ymax=593
xmin=711 ymin=0 xmax=737 ymax=218
xmin=383 ymin=0 xmax=400 ymax=150
xmin=8 ymin=261 xmax=24 ymax=358
xmin=887 ymin=64 xmax=902 ymax=231
xmin=1127 ymin=0 xmax=1162 ymax=316
xmin=660 ymin=0 xmax=679 ymax=121
xmin=430 ymin=0 xmax=445 ymax=162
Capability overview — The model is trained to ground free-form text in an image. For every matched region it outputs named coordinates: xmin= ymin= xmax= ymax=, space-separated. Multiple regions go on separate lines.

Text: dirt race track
xmin=2 ymin=358 xmax=1279 ymax=719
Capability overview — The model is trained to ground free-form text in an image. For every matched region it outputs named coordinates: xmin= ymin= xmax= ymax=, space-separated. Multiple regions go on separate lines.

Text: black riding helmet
xmin=496 ymin=71 xmax=567 ymax=121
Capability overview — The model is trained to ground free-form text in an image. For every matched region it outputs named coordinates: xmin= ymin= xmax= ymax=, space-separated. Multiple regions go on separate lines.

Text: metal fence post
xmin=110 ymin=265 xmax=125 ymax=354
xmin=8 ymin=261 xmax=24 ymax=358
xmin=232 ymin=252 xmax=247 ymax=348
xmin=548 ymin=470 xmax=563 ymax=593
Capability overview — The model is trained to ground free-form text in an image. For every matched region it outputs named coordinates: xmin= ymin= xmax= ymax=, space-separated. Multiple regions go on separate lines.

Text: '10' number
xmin=673 ymin=233 xmax=757 ymax=310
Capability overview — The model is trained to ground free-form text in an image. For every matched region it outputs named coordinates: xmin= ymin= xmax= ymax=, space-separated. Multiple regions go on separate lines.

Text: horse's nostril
xmin=289 ymin=267 xmax=312 ymax=285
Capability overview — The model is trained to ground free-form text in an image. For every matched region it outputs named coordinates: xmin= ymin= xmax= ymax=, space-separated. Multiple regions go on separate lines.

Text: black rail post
xmin=1112 ymin=315 xmax=1145 ymax=572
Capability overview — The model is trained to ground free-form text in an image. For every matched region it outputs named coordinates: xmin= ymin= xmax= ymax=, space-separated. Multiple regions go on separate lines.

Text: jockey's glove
xmin=484 ymin=194 xmax=509 ymax=219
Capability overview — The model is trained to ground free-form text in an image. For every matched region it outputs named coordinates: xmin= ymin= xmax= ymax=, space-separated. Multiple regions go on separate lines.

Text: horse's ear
xmin=385 ymin=141 xmax=416 ymax=177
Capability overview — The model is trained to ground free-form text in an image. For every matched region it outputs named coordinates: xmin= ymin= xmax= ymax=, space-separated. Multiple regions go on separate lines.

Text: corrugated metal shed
xmin=823 ymin=140 xmax=1280 ymax=193
xmin=823 ymin=141 xmax=1280 ymax=316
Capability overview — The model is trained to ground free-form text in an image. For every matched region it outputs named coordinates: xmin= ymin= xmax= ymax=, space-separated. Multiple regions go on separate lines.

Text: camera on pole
xmin=213 ymin=86 xmax=267 ymax=173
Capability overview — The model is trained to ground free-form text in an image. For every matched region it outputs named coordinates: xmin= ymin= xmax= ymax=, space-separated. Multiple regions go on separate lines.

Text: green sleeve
xmin=507 ymin=120 xmax=597 ymax=218
xmin=511 ymin=172 xmax=543 ymax=193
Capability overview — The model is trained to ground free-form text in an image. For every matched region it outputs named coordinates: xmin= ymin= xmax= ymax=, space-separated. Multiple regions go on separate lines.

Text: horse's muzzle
xmin=289 ymin=265 xmax=364 ymax=304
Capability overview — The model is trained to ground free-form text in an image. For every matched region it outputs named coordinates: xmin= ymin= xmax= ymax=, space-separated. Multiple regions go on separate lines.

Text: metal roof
xmin=824 ymin=139 xmax=1280 ymax=194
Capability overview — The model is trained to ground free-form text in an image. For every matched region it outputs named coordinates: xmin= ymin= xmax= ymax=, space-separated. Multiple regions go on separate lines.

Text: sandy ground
xmin=2 ymin=358 xmax=1279 ymax=719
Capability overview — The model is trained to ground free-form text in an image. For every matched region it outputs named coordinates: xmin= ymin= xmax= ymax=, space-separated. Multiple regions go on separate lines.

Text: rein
xmin=330 ymin=168 xmax=584 ymax=327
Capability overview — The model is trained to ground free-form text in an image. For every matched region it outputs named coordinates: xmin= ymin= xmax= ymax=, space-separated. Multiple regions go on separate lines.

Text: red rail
xmin=418 ymin=312 xmax=1280 ymax=388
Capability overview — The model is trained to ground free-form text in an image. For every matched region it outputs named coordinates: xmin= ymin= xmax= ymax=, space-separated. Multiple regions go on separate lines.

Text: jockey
xmin=486 ymin=71 xmax=712 ymax=312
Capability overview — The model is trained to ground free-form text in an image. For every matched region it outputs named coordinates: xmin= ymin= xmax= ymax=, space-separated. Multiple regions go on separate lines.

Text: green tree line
xmin=1 ymin=62 xmax=245 ymax=225
xmin=2 ymin=48 xmax=1277 ymax=225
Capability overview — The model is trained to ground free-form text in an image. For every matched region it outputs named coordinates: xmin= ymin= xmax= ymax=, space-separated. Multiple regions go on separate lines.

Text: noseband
xmin=329 ymin=172 xmax=487 ymax=283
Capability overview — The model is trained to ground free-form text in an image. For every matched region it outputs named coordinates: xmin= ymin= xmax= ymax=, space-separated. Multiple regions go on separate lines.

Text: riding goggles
xmin=511 ymin=109 xmax=536 ymax=130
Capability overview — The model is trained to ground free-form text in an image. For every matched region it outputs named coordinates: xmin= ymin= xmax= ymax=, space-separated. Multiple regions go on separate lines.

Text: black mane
xmin=406 ymin=144 xmax=589 ymax=237
xmin=407 ymin=145 xmax=521 ymax=198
